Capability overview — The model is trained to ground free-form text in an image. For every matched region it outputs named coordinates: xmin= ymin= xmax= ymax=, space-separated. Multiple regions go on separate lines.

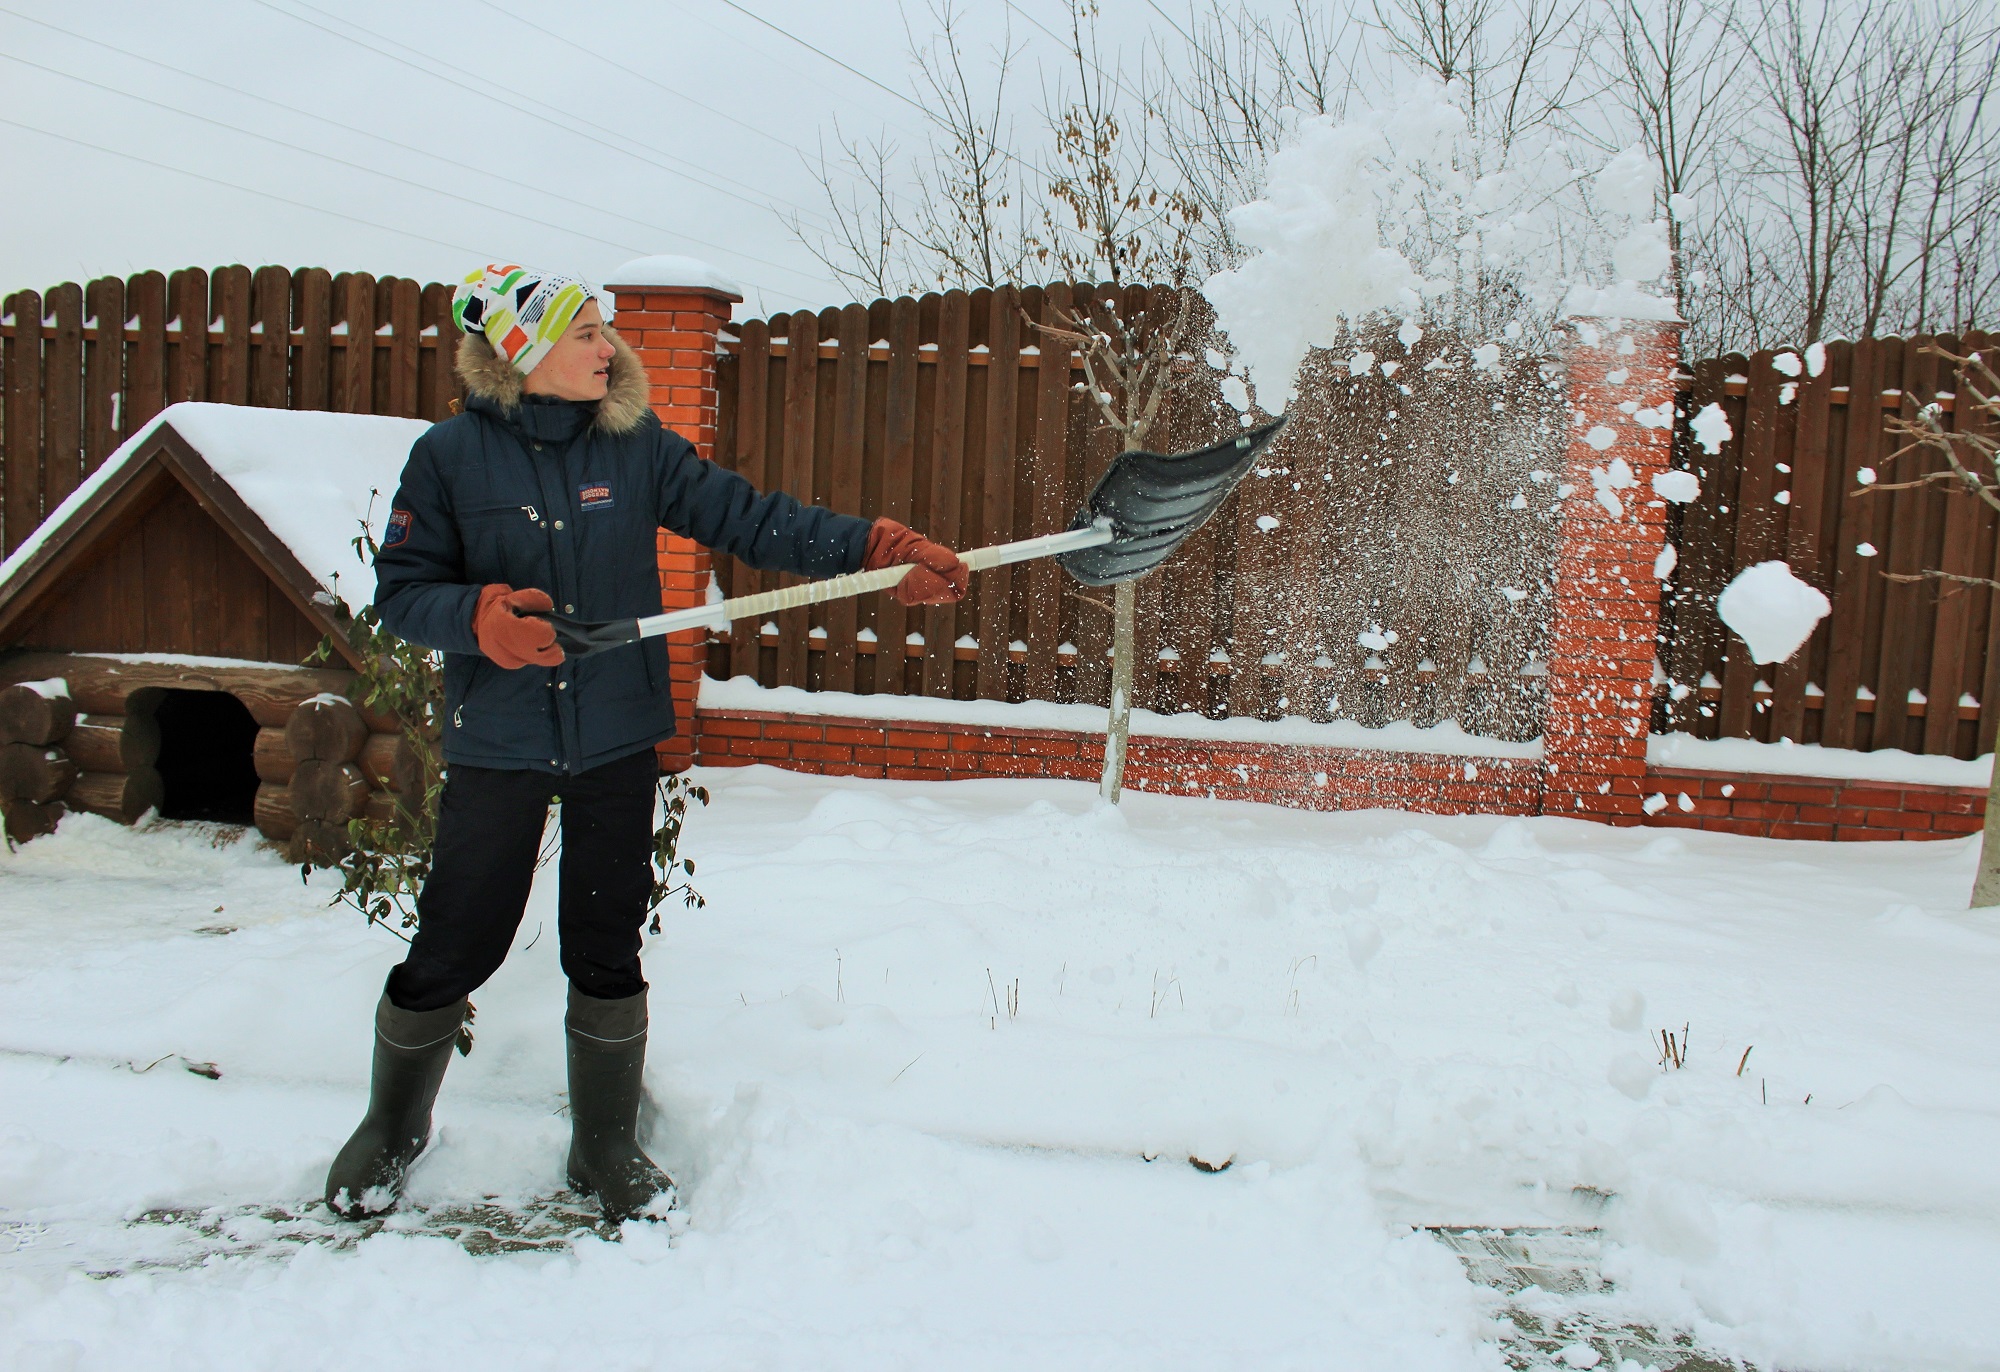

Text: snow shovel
xmin=536 ymin=416 xmax=1287 ymax=657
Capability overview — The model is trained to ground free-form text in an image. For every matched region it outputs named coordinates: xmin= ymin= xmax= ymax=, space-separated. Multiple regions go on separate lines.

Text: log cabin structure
xmin=0 ymin=402 xmax=430 ymax=857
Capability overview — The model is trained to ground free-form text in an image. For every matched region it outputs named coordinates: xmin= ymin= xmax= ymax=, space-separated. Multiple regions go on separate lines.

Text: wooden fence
xmin=0 ymin=266 xmax=464 ymax=554
xmin=1658 ymin=333 xmax=1999 ymax=761
xmin=706 ymin=283 xmax=1568 ymax=742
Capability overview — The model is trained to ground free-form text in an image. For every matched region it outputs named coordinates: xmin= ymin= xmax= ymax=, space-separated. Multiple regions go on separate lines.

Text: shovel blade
xmin=1056 ymin=416 xmax=1287 ymax=586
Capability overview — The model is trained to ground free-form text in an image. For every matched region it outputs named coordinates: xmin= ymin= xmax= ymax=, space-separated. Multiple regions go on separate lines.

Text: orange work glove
xmin=862 ymin=519 xmax=969 ymax=607
xmin=472 ymin=584 xmax=565 ymax=669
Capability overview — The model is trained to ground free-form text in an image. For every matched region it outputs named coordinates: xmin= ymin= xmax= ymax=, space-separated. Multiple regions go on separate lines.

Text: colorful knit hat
xmin=451 ymin=263 xmax=612 ymax=376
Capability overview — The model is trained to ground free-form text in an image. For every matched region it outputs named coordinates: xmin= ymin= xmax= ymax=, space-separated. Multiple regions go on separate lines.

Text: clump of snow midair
xmin=1690 ymin=402 xmax=1732 ymax=455
xmin=1652 ymin=470 xmax=1700 ymax=503
xmin=1718 ymin=561 xmax=1831 ymax=664
xmin=1202 ymin=104 xmax=1427 ymax=410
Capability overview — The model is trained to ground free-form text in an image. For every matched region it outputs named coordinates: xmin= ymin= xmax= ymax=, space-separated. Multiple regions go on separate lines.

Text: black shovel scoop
xmin=536 ymin=416 xmax=1286 ymax=657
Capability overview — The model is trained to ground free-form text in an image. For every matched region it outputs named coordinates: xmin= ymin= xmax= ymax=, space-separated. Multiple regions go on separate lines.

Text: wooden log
xmin=0 ymin=682 xmax=78 ymax=745
xmin=363 ymin=788 xmax=413 ymax=827
xmin=69 ymin=768 xmax=164 ymax=825
xmin=287 ymin=819 xmax=352 ymax=867
xmin=0 ymin=653 xmax=357 ymax=725
xmin=291 ymin=759 xmax=370 ymax=821
xmin=0 ymin=743 xmax=79 ymax=804
xmin=358 ymin=731 xmax=426 ymax=796
xmin=1 ymin=797 xmax=63 ymax=843
xmin=284 ymin=695 xmax=367 ymax=762
xmin=64 ymin=712 xmax=161 ymax=772
xmin=253 ymin=782 xmax=298 ymax=841
xmin=253 ymin=726 xmax=296 ymax=783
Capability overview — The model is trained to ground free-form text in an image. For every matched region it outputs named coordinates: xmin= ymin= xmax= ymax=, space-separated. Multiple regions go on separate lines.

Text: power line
xmin=709 ymin=0 xmax=929 ymax=114
xmin=469 ymin=0 xmax=802 ymax=155
xmin=0 ymin=113 xmax=491 ymax=257
xmin=0 ymin=51 xmax=654 ymax=259
xmin=0 ymin=5 xmax=717 ymax=251
xmin=245 ymin=0 xmax=830 ymax=232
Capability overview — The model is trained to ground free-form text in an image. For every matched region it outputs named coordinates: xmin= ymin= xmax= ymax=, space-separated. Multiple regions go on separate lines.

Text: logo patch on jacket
xmin=578 ymin=482 xmax=614 ymax=511
xmin=383 ymin=507 xmax=413 ymax=547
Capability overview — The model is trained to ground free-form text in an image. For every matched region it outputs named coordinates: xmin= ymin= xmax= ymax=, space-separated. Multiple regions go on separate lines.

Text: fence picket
xmin=212 ymin=265 xmax=253 ymax=405
xmin=252 ymin=266 xmax=291 ymax=408
xmin=777 ymin=308 xmax=819 ymax=688
xmin=2 ymin=289 xmax=42 ymax=553
xmin=82 ymin=275 xmax=123 ymax=473
xmin=293 ymin=268 xmax=332 ymax=411
xmin=44 ymin=284 xmax=83 ymax=511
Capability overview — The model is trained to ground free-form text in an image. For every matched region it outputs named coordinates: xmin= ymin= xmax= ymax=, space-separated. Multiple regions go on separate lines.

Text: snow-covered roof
xmin=0 ymin=402 xmax=429 ymax=614
xmin=608 ymin=254 xmax=744 ymax=300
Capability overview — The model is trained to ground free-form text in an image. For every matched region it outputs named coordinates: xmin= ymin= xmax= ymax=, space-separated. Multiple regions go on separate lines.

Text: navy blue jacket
xmin=373 ymin=343 xmax=870 ymax=774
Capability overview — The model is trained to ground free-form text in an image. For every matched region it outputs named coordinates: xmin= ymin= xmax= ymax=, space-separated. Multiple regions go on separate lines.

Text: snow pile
xmin=1204 ymin=87 xmax=1671 ymax=412
xmin=1689 ymin=403 xmax=1732 ymax=455
xmin=2 ymin=773 xmax=1997 ymax=1370
xmin=1716 ymin=561 xmax=1831 ymax=664
xmin=0 ymin=402 xmax=427 ymax=612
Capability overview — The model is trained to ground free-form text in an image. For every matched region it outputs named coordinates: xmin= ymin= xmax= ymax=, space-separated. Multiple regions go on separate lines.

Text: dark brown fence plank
xmin=212 ymin=265 xmax=252 ymax=405
xmin=293 ymin=268 xmax=332 ymax=411
xmin=82 ymin=275 xmax=124 ymax=472
xmin=419 ymin=282 xmax=457 ymax=420
xmin=251 ymin=266 xmax=291 ymax=408
xmin=334 ymin=272 xmax=375 ymax=414
xmin=822 ymin=302 xmax=868 ymax=693
xmin=728 ymin=317 xmax=771 ymax=679
xmin=874 ymin=296 xmax=919 ymax=694
xmin=2 ymin=289 xmax=43 ymax=553
xmin=1771 ymin=347 xmax=1828 ymax=742
xmin=975 ymin=287 xmax=1019 ymax=699
xmin=777 ymin=308 xmax=819 ymax=688
xmin=1820 ymin=339 xmax=1884 ymax=747
xmin=43 ymin=283 xmax=84 ymax=511
xmin=167 ymin=268 xmax=207 ymax=405
xmin=127 ymin=271 xmax=168 ymax=434
xmin=922 ymin=291 xmax=969 ymax=697
xmin=1873 ymin=338 xmax=1937 ymax=752
xmin=1022 ymin=284 xmax=1073 ymax=702
xmin=385 ymin=277 xmax=421 ymax=417
xmin=1720 ymin=349 xmax=1784 ymax=738
xmin=1926 ymin=339 xmax=1984 ymax=755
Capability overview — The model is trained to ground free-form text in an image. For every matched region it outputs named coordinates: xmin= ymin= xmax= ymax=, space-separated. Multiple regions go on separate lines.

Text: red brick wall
xmin=693 ymin=708 xmax=1983 ymax=839
xmin=1641 ymin=767 xmax=1984 ymax=841
xmin=606 ymin=278 xmax=739 ymax=771
xmin=694 ymin=708 xmax=1547 ymax=813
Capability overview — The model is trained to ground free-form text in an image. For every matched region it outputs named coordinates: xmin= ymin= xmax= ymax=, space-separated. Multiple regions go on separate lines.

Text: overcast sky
xmin=0 ymin=0 xmax=1184 ymax=318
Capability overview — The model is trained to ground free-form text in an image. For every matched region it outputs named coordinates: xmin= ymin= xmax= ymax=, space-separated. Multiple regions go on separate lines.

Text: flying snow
xmin=1717 ymin=561 xmax=1831 ymax=664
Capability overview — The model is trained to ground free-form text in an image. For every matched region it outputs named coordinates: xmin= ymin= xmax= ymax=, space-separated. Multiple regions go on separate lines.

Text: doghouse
xmin=0 ymin=401 xmax=430 ymax=855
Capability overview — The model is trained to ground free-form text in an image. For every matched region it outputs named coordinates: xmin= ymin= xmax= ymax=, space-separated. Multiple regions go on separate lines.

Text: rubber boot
xmin=323 ymin=990 xmax=465 ymax=1218
xmin=565 ymin=985 xmax=676 ymax=1222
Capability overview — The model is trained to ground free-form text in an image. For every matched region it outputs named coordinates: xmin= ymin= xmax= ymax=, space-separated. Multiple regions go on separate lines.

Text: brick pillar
xmin=1541 ymin=315 xmax=1684 ymax=821
xmin=605 ymin=263 xmax=742 ymax=772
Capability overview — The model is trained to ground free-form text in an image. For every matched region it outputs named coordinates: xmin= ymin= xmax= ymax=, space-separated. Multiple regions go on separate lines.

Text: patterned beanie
xmin=451 ymin=263 xmax=613 ymax=376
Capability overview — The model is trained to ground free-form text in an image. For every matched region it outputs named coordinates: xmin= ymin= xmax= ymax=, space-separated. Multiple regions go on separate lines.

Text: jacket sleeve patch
xmin=383 ymin=507 xmax=414 ymax=547
xmin=578 ymin=482 xmax=615 ymax=511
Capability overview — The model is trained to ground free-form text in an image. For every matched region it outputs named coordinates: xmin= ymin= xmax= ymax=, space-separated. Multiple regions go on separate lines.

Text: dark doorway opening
xmin=154 ymin=689 xmax=261 ymax=823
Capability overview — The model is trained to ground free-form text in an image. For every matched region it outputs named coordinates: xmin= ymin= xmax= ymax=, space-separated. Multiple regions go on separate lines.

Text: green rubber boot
xmin=324 ymin=991 xmax=464 ymax=1218
xmin=565 ymin=986 xmax=676 ymax=1223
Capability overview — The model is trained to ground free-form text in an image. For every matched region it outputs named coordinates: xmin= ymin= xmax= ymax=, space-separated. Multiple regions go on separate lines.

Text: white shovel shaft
xmin=631 ymin=522 xmax=1114 ymax=639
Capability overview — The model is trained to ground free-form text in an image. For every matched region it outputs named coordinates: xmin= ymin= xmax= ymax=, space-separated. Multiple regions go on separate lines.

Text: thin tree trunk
xmin=1099 ymin=579 xmax=1138 ymax=802
xmin=1973 ymin=761 xmax=2000 ymax=907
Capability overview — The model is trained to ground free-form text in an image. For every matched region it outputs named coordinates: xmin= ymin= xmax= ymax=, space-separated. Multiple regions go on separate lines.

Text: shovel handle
xmin=539 ymin=523 xmax=1114 ymax=655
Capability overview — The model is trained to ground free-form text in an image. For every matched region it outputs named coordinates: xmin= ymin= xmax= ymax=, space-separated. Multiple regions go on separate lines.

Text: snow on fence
xmin=0 ymin=267 xmax=465 ymax=554
xmin=1658 ymin=333 xmax=1999 ymax=762
xmin=709 ymin=284 xmax=1567 ymax=747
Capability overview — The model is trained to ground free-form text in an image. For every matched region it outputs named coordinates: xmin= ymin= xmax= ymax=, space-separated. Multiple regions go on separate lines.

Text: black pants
xmin=386 ymin=749 xmax=660 ymax=1012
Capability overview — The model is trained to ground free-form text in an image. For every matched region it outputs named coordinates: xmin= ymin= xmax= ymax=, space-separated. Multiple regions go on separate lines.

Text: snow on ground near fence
xmin=1647 ymin=732 xmax=1992 ymax=789
xmin=0 ymin=402 xmax=427 ymax=611
xmin=698 ymin=675 xmax=1546 ymax=759
xmin=4 ymin=769 xmax=1998 ymax=1370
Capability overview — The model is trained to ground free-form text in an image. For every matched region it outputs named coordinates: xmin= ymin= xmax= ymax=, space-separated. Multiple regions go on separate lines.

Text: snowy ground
xmin=3 ymin=766 xmax=1996 ymax=1372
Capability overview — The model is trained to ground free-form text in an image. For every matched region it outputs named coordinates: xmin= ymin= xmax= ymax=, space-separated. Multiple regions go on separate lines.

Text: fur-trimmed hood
xmin=454 ymin=325 xmax=651 ymax=434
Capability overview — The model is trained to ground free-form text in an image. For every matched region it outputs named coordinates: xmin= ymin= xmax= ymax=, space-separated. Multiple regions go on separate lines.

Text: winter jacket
xmin=374 ymin=329 xmax=872 ymax=774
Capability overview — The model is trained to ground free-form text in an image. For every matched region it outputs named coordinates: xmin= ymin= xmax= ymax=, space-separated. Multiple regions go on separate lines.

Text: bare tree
xmin=1370 ymin=0 xmax=1594 ymax=151
xmin=1870 ymin=343 xmax=2000 ymax=902
xmin=1600 ymin=0 xmax=1745 ymax=332
xmin=793 ymin=124 xmax=905 ymax=301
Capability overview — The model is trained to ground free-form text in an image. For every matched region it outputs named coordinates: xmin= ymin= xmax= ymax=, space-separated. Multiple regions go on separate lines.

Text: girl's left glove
xmin=863 ymin=519 xmax=969 ymax=606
